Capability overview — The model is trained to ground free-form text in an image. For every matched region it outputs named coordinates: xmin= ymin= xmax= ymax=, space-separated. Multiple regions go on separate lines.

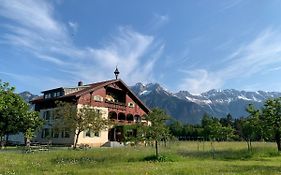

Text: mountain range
xmin=130 ymin=83 xmax=281 ymax=124
xmin=19 ymin=84 xmax=281 ymax=124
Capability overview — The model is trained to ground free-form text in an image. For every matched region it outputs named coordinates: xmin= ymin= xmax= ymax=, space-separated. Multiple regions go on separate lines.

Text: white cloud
xmin=0 ymin=0 xmax=66 ymax=38
xmin=68 ymin=21 xmax=78 ymax=33
xmin=180 ymin=28 xmax=281 ymax=94
xmin=0 ymin=0 xmax=163 ymax=89
xmin=72 ymin=26 xmax=162 ymax=84
xmin=179 ymin=69 xmax=223 ymax=95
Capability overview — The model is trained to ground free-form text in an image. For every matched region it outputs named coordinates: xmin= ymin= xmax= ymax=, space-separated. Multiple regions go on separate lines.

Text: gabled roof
xmin=31 ymin=79 xmax=150 ymax=113
xmin=64 ymin=79 xmax=118 ymax=97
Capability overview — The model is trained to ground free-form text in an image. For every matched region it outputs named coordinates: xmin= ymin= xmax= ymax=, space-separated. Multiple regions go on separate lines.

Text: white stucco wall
xmin=76 ymin=105 xmax=109 ymax=147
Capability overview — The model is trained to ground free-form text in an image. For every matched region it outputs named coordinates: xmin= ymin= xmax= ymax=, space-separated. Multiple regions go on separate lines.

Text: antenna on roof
xmin=114 ymin=66 xmax=120 ymax=80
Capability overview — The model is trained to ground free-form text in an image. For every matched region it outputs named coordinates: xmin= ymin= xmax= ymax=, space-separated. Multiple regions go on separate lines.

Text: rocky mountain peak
xmin=130 ymin=82 xmax=281 ymax=123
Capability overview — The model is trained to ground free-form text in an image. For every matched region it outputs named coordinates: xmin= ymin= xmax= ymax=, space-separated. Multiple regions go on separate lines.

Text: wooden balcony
xmin=105 ymin=100 xmax=126 ymax=111
xmin=110 ymin=119 xmax=135 ymax=125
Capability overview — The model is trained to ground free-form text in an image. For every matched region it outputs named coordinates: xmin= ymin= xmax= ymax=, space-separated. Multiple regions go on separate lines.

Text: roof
xmin=30 ymin=79 xmax=150 ymax=113
xmin=41 ymin=87 xmax=64 ymax=93
xmin=64 ymin=79 xmax=118 ymax=97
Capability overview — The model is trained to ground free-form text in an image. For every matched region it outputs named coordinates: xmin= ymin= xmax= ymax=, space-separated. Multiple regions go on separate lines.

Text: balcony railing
xmin=110 ymin=119 xmax=135 ymax=125
xmin=105 ymin=100 xmax=126 ymax=111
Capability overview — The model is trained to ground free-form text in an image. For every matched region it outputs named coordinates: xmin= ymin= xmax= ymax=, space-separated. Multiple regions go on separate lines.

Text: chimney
xmin=78 ymin=81 xmax=83 ymax=86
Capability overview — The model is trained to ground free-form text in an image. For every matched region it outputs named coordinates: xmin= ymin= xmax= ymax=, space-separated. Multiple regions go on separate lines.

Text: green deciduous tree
xmin=202 ymin=114 xmax=234 ymax=141
xmin=261 ymin=98 xmax=281 ymax=151
xmin=55 ymin=102 xmax=109 ymax=149
xmin=145 ymin=108 xmax=170 ymax=158
xmin=20 ymin=111 xmax=44 ymax=146
xmin=0 ymin=80 xmax=30 ymax=148
xmin=0 ymin=80 xmax=43 ymax=148
xmin=122 ymin=123 xmax=147 ymax=146
xmin=238 ymin=104 xmax=262 ymax=151
xmin=169 ymin=120 xmax=183 ymax=137
xmin=201 ymin=114 xmax=234 ymax=158
xmin=220 ymin=113 xmax=234 ymax=127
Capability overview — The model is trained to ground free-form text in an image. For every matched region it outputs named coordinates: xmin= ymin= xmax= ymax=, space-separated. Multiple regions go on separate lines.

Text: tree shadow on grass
xmin=142 ymin=154 xmax=183 ymax=162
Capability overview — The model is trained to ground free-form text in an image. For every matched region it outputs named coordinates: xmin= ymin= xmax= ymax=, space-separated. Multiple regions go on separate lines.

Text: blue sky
xmin=1 ymin=0 xmax=281 ymax=94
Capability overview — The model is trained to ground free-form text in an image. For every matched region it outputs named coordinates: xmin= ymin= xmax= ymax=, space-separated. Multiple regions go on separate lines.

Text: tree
xmin=201 ymin=114 xmax=234 ymax=158
xmin=168 ymin=120 xmax=183 ymax=138
xmin=145 ymin=108 xmax=170 ymax=158
xmin=20 ymin=111 xmax=44 ymax=146
xmin=123 ymin=123 xmax=147 ymax=146
xmin=55 ymin=102 xmax=109 ymax=149
xmin=261 ymin=98 xmax=281 ymax=151
xmin=0 ymin=80 xmax=31 ymax=148
xmin=238 ymin=104 xmax=262 ymax=151
xmin=202 ymin=114 xmax=234 ymax=141
xmin=220 ymin=113 xmax=234 ymax=127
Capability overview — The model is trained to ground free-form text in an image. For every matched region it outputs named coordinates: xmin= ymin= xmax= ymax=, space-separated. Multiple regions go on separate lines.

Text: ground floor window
xmin=61 ymin=128 xmax=70 ymax=138
xmin=41 ymin=128 xmax=51 ymax=138
xmin=84 ymin=129 xmax=100 ymax=138
xmin=94 ymin=131 xmax=100 ymax=137
xmin=52 ymin=129 xmax=59 ymax=138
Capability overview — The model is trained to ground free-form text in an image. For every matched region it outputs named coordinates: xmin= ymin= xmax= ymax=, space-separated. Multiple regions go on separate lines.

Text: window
xmin=93 ymin=95 xmax=103 ymax=102
xmin=94 ymin=132 xmax=100 ymax=137
xmin=61 ymin=128 xmax=70 ymax=138
xmin=44 ymin=111 xmax=51 ymax=120
xmin=53 ymin=91 xmax=61 ymax=98
xmin=84 ymin=129 xmax=100 ymax=137
xmin=41 ymin=128 xmax=50 ymax=138
xmin=126 ymin=130 xmax=134 ymax=137
xmin=61 ymin=130 xmax=64 ymax=138
xmin=52 ymin=129 xmax=59 ymax=138
xmin=44 ymin=93 xmax=51 ymax=99
xmin=134 ymin=115 xmax=141 ymax=123
xmin=64 ymin=129 xmax=70 ymax=138
xmin=128 ymin=102 xmax=135 ymax=108
xmin=85 ymin=129 xmax=91 ymax=137
xmin=43 ymin=110 xmax=55 ymax=121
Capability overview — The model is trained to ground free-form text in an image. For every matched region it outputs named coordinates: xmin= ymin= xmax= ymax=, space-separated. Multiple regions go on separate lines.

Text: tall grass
xmin=0 ymin=142 xmax=280 ymax=175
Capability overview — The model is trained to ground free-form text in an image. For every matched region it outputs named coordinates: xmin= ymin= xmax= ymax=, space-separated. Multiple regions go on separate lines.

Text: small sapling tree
xmin=145 ymin=108 xmax=170 ymax=159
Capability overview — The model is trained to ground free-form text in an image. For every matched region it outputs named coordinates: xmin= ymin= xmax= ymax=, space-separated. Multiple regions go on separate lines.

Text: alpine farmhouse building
xmin=31 ymin=78 xmax=150 ymax=147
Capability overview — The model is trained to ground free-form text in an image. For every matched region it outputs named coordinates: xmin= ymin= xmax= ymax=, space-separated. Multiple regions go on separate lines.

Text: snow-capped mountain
xmin=131 ymin=83 xmax=281 ymax=124
xmin=131 ymin=83 xmax=205 ymax=124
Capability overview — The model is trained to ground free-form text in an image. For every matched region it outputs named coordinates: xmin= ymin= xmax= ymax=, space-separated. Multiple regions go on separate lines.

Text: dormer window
xmin=53 ymin=91 xmax=61 ymax=98
xmin=45 ymin=93 xmax=51 ymax=99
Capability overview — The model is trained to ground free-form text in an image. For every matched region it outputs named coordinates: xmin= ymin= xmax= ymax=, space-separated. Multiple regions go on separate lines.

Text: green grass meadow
xmin=1 ymin=141 xmax=281 ymax=175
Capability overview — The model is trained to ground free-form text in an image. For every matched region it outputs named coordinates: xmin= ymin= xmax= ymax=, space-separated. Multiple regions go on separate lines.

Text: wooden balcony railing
xmin=110 ymin=119 xmax=135 ymax=125
xmin=105 ymin=100 xmax=126 ymax=111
